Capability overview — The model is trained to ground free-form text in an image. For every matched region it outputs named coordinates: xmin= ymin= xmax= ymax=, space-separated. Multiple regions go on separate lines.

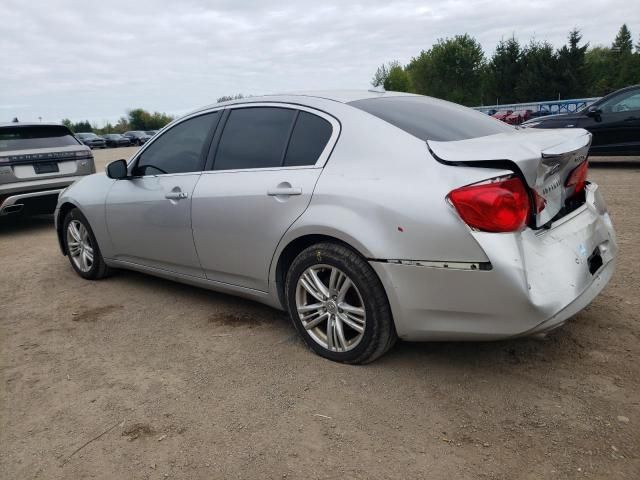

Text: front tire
xmin=285 ymin=242 xmax=396 ymax=364
xmin=63 ymin=208 xmax=112 ymax=280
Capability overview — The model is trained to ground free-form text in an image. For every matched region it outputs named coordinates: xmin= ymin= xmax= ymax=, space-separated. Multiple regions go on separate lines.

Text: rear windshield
xmin=0 ymin=125 xmax=80 ymax=152
xmin=349 ymin=96 xmax=513 ymax=142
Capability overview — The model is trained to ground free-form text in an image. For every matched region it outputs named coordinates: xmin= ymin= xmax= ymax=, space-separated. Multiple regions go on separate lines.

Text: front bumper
xmin=371 ymin=182 xmax=617 ymax=341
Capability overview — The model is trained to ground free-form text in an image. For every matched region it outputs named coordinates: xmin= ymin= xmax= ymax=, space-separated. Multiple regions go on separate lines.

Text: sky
xmin=1 ymin=0 xmax=637 ymax=125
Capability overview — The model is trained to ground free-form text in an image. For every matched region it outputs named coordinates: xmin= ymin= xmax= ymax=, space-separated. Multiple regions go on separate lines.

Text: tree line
xmin=62 ymin=108 xmax=174 ymax=135
xmin=372 ymin=24 xmax=640 ymax=106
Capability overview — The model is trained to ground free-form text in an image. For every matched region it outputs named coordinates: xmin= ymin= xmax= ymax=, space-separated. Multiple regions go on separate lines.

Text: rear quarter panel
xmin=272 ymin=103 xmax=507 ymax=271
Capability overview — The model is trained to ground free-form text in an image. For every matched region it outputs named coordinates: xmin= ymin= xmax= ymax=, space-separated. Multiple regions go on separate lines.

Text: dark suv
xmin=0 ymin=123 xmax=95 ymax=216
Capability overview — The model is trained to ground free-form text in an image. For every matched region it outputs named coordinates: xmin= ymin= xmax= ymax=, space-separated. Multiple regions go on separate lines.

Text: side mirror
xmin=106 ymin=159 xmax=129 ymax=179
xmin=586 ymin=106 xmax=602 ymax=117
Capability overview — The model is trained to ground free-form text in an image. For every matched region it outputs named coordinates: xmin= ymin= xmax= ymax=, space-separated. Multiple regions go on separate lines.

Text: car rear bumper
xmin=0 ymin=176 xmax=84 ymax=215
xmin=0 ymin=188 xmax=64 ymax=215
xmin=371 ymin=182 xmax=617 ymax=341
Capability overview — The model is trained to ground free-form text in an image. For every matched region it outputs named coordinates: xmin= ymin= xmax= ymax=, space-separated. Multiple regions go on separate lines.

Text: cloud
xmin=0 ymin=0 xmax=634 ymax=123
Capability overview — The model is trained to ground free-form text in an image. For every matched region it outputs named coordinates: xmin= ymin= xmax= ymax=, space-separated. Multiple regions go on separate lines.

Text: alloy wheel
xmin=66 ymin=220 xmax=94 ymax=273
xmin=295 ymin=264 xmax=366 ymax=352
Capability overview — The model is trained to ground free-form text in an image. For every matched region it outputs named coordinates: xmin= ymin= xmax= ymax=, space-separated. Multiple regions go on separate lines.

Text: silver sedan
xmin=55 ymin=91 xmax=617 ymax=363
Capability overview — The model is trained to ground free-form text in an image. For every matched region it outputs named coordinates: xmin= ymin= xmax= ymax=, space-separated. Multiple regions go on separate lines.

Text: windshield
xmin=0 ymin=125 xmax=80 ymax=152
xmin=349 ymin=96 xmax=513 ymax=142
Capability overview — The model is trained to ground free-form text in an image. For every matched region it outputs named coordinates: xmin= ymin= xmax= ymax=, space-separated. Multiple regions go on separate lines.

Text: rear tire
xmin=63 ymin=208 xmax=112 ymax=280
xmin=285 ymin=242 xmax=396 ymax=364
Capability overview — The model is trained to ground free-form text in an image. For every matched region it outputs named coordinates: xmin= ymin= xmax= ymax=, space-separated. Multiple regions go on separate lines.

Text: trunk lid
xmin=428 ymin=128 xmax=591 ymax=227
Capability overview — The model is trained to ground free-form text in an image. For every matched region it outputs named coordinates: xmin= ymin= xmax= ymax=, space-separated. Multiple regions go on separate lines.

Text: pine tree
xmin=612 ymin=24 xmax=633 ymax=54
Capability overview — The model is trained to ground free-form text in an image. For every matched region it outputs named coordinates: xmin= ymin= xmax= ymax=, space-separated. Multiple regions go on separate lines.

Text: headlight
xmin=521 ymin=121 xmax=542 ymax=128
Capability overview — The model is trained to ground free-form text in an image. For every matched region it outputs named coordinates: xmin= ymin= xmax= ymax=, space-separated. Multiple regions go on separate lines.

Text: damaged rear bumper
xmin=371 ymin=182 xmax=617 ymax=341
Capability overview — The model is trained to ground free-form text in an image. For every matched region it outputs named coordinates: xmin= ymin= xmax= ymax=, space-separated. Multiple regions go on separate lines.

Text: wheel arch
xmin=56 ymin=201 xmax=80 ymax=255
xmin=271 ymin=232 xmax=374 ymax=309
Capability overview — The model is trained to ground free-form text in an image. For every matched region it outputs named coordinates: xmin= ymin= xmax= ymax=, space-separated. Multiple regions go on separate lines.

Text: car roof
xmin=0 ymin=121 xmax=67 ymax=128
xmin=192 ymin=90 xmax=421 ymax=114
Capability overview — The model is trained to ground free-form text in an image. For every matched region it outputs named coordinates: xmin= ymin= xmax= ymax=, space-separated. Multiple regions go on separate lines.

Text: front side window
xmin=213 ymin=107 xmax=296 ymax=170
xmin=599 ymin=89 xmax=640 ymax=113
xmin=134 ymin=112 xmax=219 ymax=175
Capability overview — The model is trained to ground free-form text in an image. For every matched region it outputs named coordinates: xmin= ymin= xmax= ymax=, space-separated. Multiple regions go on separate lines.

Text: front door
xmin=105 ymin=111 xmax=221 ymax=277
xmin=588 ymin=88 xmax=640 ymax=152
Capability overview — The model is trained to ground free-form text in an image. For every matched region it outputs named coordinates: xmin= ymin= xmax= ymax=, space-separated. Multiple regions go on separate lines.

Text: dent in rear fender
xmin=471 ymin=185 xmax=616 ymax=312
xmin=376 ymin=182 xmax=617 ymax=340
xmin=56 ymin=173 xmax=116 ymax=258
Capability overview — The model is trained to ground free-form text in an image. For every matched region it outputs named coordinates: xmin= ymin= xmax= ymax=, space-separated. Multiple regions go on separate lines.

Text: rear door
xmin=192 ymin=105 xmax=339 ymax=291
xmin=105 ymin=111 xmax=220 ymax=277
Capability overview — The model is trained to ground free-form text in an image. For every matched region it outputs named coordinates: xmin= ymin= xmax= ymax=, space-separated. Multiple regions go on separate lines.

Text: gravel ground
xmin=1 ymin=148 xmax=638 ymax=479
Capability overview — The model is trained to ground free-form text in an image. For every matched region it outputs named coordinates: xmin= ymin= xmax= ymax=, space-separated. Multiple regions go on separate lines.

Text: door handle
xmin=165 ymin=191 xmax=188 ymax=200
xmin=267 ymin=187 xmax=302 ymax=196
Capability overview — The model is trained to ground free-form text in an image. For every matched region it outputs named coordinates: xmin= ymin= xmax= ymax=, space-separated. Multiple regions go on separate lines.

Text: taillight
xmin=448 ymin=176 xmax=530 ymax=233
xmin=565 ymin=160 xmax=588 ymax=194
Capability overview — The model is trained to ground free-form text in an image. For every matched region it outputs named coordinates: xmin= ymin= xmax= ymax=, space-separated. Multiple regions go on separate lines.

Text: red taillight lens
xmin=448 ymin=176 xmax=531 ymax=233
xmin=565 ymin=160 xmax=588 ymax=194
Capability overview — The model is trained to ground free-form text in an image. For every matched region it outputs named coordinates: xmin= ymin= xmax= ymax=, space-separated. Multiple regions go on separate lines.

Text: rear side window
xmin=134 ymin=112 xmax=219 ymax=175
xmin=283 ymin=112 xmax=333 ymax=167
xmin=0 ymin=126 xmax=80 ymax=152
xmin=214 ymin=107 xmax=296 ymax=170
xmin=349 ymin=96 xmax=512 ymax=142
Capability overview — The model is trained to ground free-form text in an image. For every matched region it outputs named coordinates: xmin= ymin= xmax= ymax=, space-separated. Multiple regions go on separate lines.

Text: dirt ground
xmin=1 ymin=148 xmax=639 ymax=479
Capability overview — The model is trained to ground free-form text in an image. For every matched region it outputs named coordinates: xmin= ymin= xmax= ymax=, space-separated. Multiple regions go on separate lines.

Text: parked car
xmin=123 ymin=131 xmax=152 ymax=146
xmin=491 ymin=110 xmax=513 ymax=122
xmin=522 ymin=84 xmax=640 ymax=154
xmin=75 ymin=132 xmax=106 ymax=149
xmin=504 ymin=109 xmax=533 ymax=125
xmin=528 ymin=108 xmax=552 ymax=119
xmin=0 ymin=122 xmax=95 ymax=216
xmin=55 ymin=91 xmax=617 ymax=363
xmin=145 ymin=130 xmax=159 ymax=136
xmin=102 ymin=134 xmax=132 ymax=148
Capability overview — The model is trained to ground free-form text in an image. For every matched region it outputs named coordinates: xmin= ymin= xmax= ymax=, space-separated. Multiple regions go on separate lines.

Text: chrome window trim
xmin=125 ymin=102 xmax=340 ymax=179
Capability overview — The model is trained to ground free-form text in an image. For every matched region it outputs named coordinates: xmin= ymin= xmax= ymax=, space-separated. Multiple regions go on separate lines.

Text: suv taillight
xmin=565 ymin=160 xmax=588 ymax=195
xmin=448 ymin=176 xmax=530 ymax=233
